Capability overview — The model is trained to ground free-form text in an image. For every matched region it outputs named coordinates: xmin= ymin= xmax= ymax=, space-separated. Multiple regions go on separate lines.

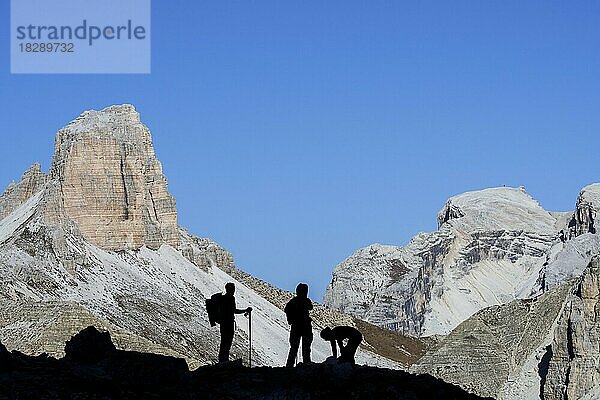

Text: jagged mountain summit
xmin=323 ymin=185 xmax=600 ymax=337
xmin=0 ymin=104 xmax=412 ymax=370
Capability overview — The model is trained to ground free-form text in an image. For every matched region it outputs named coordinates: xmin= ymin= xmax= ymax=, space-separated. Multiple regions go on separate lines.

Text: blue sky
xmin=1 ymin=1 xmax=599 ymax=299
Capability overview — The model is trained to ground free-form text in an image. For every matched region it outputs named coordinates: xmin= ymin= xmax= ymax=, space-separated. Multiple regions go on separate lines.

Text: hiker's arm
xmin=235 ymin=307 xmax=252 ymax=314
xmin=330 ymin=340 xmax=337 ymax=358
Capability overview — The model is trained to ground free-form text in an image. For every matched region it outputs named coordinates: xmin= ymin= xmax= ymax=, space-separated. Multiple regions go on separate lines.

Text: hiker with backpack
xmin=320 ymin=325 xmax=363 ymax=365
xmin=284 ymin=283 xmax=313 ymax=367
xmin=206 ymin=282 xmax=252 ymax=363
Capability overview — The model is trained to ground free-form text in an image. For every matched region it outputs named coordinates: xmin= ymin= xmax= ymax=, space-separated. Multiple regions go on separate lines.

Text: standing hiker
xmin=284 ymin=283 xmax=313 ymax=367
xmin=208 ymin=282 xmax=252 ymax=363
xmin=320 ymin=326 xmax=363 ymax=365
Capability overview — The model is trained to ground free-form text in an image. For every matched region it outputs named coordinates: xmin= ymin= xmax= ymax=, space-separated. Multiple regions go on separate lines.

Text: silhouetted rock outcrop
xmin=190 ymin=359 xmax=489 ymax=399
xmin=0 ymin=327 xmax=488 ymax=400
xmin=64 ymin=325 xmax=116 ymax=364
xmin=0 ymin=340 xmax=8 ymax=371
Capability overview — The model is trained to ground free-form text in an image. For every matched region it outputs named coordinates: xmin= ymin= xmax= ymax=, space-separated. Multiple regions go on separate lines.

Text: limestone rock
xmin=45 ymin=104 xmax=178 ymax=251
xmin=0 ymin=300 xmax=190 ymax=362
xmin=323 ymin=244 xmax=406 ymax=324
xmin=411 ymin=285 xmax=570 ymax=398
xmin=541 ymin=257 xmax=600 ymax=400
xmin=411 ymin=256 xmax=600 ymax=400
xmin=179 ymin=228 xmax=235 ymax=272
xmin=0 ymin=163 xmax=46 ymax=220
xmin=573 ymin=184 xmax=600 ymax=237
xmin=324 ymin=187 xmax=559 ymax=336
xmin=538 ymin=233 xmax=600 ymax=292
xmin=437 ymin=186 xmax=556 ymax=234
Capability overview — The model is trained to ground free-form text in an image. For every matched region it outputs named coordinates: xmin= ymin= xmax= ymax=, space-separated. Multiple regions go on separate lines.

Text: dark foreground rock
xmin=64 ymin=325 xmax=117 ymax=364
xmin=0 ymin=327 xmax=490 ymax=400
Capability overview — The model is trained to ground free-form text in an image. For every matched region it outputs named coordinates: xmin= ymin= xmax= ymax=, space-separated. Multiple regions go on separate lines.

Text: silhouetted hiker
xmin=284 ymin=283 xmax=313 ymax=367
xmin=210 ymin=282 xmax=252 ymax=363
xmin=320 ymin=326 xmax=363 ymax=365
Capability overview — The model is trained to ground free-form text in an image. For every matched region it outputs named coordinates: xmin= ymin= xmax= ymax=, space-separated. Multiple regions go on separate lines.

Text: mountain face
xmin=324 ymin=185 xmax=600 ymax=399
xmin=46 ymin=105 xmax=178 ymax=251
xmin=323 ymin=186 xmax=600 ymax=338
xmin=0 ymin=163 xmax=46 ymax=221
xmin=0 ymin=105 xmax=407 ymax=370
xmin=411 ymin=255 xmax=600 ymax=400
xmin=574 ymin=184 xmax=600 ymax=236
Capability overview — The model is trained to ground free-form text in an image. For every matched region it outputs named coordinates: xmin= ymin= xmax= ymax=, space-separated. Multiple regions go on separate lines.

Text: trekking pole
xmin=248 ymin=310 xmax=252 ymax=367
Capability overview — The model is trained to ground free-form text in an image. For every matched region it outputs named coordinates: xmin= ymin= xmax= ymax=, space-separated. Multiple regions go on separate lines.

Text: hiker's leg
xmin=219 ymin=322 xmax=234 ymax=362
xmin=286 ymin=328 xmax=301 ymax=367
xmin=301 ymin=329 xmax=313 ymax=364
xmin=345 ymin=338 xmax=360 ymax=365
xmin=338 ymin=344 xmax=350 ymax=363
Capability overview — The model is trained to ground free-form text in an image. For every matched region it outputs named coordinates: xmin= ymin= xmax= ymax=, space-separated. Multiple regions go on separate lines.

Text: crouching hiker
xmin=206 ymin=282 xmax=252 ymax=363
xmin=284 ymin=283 xmax=313 ymax=367
xmin=320 ymin=326 xmax=362 ymax=365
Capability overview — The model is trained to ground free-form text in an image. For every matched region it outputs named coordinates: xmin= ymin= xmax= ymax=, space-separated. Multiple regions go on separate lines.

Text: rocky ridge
xmin=573 ymin=184 xmax=600 ymax=236
xmin=0 ymin=163 xmax=46 ymax=220
xmin=411 ymin=255 xmax=600 ymax=400
xmin=0 ymin=326 xmax=487 ymax=400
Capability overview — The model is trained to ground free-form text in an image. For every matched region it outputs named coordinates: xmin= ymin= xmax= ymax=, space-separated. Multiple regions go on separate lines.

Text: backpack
xmin=206 ymin=293 xmax=224 ymax=326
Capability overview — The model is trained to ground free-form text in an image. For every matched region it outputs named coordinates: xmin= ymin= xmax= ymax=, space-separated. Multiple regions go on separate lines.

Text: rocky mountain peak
xmin=43 ymin=104 xmax=178 ymax=251
xmin=325 ymin=185 xmax=564 ymax=337
xmin=50 ymin=104 xmax=151 ymax=178
xmin=573 ymin=184 xmax=600 ymax=236
xmin=54 ymin=105 xmax=147 ymax=154
xmin=437 ymin=186 xmax=555 ymax=234
xmin=0 ymin=162 xmax=47 ymax=220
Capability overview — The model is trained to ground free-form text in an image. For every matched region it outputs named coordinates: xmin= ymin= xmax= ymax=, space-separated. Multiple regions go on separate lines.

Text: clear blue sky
xmin=1 ymin=1 xmax=599 ymax=300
